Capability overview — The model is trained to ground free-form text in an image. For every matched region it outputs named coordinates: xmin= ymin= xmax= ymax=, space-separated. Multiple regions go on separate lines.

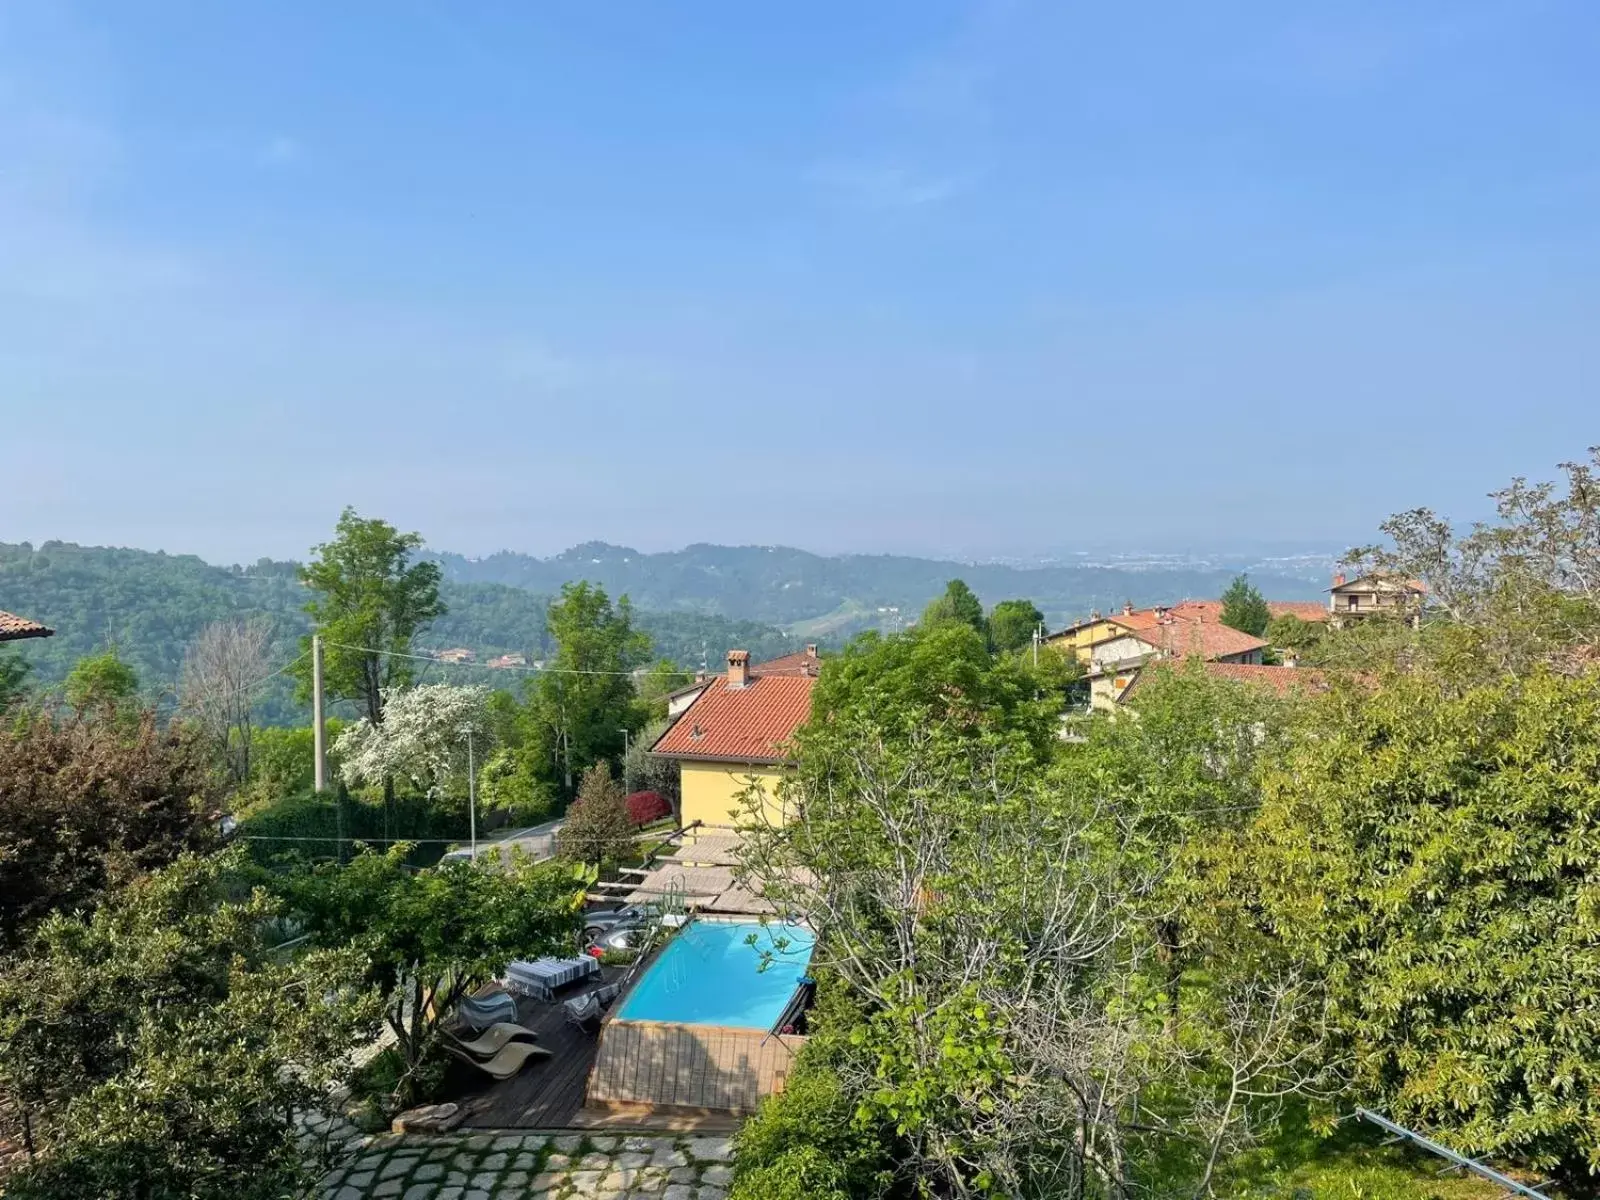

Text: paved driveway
xmin=321 ymin=1131 xmax=733 ymax=1199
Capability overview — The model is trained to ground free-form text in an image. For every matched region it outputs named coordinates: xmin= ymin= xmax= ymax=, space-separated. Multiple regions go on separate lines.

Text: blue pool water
xmin=615 ymin=920 xmax=815 ymax=1029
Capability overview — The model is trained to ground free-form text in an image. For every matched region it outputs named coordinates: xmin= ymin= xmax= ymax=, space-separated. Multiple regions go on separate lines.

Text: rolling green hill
xmin=2 ymin=535 xmax=1328 ymax=725
xmin=0 ymin=542 xmax=795 ymax=725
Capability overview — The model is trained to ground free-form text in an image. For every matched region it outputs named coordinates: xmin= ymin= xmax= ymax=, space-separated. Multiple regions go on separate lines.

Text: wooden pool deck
xmin=453 ymin=966 xmax=625 ymax=1130
xmin=588 ymin=1019 xmax=806 ymax=1114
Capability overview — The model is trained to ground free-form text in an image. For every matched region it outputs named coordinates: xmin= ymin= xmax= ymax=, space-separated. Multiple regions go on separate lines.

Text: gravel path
xmin=320 ymin=1131 xmax=734 ymax=1199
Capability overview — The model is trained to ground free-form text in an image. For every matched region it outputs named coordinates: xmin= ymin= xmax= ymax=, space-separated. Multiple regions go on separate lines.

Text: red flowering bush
xmin=624 ymin=790 xmax=670 ymax=826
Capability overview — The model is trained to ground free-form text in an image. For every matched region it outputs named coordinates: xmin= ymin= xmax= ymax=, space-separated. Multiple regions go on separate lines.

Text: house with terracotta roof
xmin=649 ymin=647 xmax=819 ymax=829
xmin=1047 ymin=596 xmax=1326 ymax=667
xmin=661 ymin=644 xmax=821 ymax=720
xmin=0 ymin=609 xmax=54 ymax=643
xmin=1082 ymin=609 xmax=1269 ymax=710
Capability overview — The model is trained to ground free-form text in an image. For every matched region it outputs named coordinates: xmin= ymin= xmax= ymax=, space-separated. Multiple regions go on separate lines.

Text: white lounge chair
xmin=445 ymin=1039 xmax=551 ymax=1082
xmin=446 ymin=1021 xmax=539 ymax=1060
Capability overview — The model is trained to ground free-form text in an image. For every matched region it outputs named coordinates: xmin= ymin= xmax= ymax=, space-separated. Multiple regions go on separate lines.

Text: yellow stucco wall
xmin=1047 ymin=618 xmax=1131 ymax=664
xmin=679 ymin=761 xmax=790 ymax=829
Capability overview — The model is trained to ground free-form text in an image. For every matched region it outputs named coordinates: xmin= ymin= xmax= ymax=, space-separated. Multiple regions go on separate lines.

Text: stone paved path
xmin=320 ymin=1131 xmax=734 ymax=1199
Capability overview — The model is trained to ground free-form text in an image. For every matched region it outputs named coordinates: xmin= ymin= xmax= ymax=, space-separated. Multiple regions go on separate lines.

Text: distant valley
xmin=2 ymin=537 xmax=1332 ymax=724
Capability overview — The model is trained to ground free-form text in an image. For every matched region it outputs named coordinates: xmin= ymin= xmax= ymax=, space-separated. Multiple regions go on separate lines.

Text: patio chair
xmin=445 ymin=1039 xmax=551 ymax=1082
xmin=563 ymin=981 xmax=623 ymax=1030
xmin=445 ymin=1021 xmax=540 ymax=1060
xmin=457 ymin=992 xmax=518 ymax=1032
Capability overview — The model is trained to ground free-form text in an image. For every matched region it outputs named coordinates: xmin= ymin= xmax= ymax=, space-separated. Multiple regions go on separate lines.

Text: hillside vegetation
xmin=0 ymin=541 xmax=794 ymax=723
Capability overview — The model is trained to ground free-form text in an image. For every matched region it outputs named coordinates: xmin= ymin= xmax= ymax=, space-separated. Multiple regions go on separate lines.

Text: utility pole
xmin=463 ymin=726 xmax=478 ymax=862
xmin=1032 ymin=622 xmax=1042 ymax=668
xmin=312 ymin=634 xmax=327 ymax=793
xmin=620 ymin=727 xmax=632 ymax=793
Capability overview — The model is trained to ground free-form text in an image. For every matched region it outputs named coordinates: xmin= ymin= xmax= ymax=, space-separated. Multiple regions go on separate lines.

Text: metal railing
xmin=1354 ymin=1109 xmax=1554 ymax=1199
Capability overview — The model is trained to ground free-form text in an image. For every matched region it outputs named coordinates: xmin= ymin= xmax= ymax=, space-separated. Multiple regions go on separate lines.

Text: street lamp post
xmin=461 ymin=726 xmax=478 ymax=862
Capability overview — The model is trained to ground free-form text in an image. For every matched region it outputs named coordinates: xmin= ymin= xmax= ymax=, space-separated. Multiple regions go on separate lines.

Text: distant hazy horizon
xmin=4 ymin=526 xmax=1350 ymax=575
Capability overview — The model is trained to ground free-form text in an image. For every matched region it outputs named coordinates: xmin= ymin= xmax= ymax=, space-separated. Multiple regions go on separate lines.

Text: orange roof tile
xmin=650 ymin=674 xmax=816 ymax=764
xmin=1127 ymin=617 xmax=1267 ymax=661
xmin=749 ymin=648 xmax=822 ymax=677
xmin=1059 ymin=598 xmax=1328 ymax=639
xmin=1266 ymin=601 xmax=1330 ymax=623
xmin=0 ymin=610 xmax=53 ymax=642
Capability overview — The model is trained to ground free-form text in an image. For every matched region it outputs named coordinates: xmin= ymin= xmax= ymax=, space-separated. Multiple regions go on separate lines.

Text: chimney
xmin=805 ymin=643 xmax=818 ymax=659
xmin=727 ymin=649 xmax=750 ymax=689
xmin=1122 ymin=601 xmax=1134 ymax=616
xmin=1333 ymin=573 xmax=1346 ymax=588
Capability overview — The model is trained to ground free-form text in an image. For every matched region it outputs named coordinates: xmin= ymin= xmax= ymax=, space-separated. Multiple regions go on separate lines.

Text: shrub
xmin=624 ymin=790 xmax=671 ymax=826
xmin=0 ymin=706 xmax=218 ymax=948
xmin=728 ymin=1145 xmax=852 ymax=1200
xmin=556 ymin=764 xmax=636 ymax=865
xmin=1241 ymin=668 xmax=1600 ymax=1183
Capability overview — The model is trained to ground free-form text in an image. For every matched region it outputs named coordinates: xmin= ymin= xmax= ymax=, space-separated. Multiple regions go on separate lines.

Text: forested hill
xmin=431 ymin=542 xmax=1328 ymax=636
xmin=0 ymin=541 xmax=795 ymax=724
xmin=1 ymin=536 xmax=1329 ymax=724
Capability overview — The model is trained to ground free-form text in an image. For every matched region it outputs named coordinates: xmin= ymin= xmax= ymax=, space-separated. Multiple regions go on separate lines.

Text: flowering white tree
xmin=335 ymin=683 xmax=492 ymax=797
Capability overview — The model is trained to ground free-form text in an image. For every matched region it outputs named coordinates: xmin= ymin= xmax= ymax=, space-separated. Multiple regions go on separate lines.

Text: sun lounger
xmin=446 ymin=1021 xmax=539 ymax=1060
xmin=458 ymin=992 xmax=518 ymax=1032
xmin=445 ymin=1039 xmax=551 ymax=1082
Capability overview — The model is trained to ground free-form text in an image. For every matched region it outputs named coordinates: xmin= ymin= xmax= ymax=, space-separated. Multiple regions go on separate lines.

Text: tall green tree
xmin=737 ymin=627 xmax=1319 ymax=1197
xmin=919 ymin=578 xmax=986 ymax=636
xmin=280 ymin=845 xmax=582 ymax=1100
xmin=63 ymin=649 xmax=138 ymax=713
xmin=527 ymin=581 xmax=650 ymax=793
xmin=987 ymin=598 xmax=1044 ymax=654
xmin=1232 ymin=668 xmax=1600 ymax=1186
xmin=1219 ymin=573 xmax=1271 ymax=637
xmin=297 ymin=508 xmax=444 ymax=726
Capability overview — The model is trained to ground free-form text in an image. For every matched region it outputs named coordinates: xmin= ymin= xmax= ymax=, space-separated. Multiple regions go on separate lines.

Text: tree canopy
xmin=279 ymin=845 xmax=583 ymax=1100
xmin=1220 ymin=574 xmax=1271 ymax=637
xmin=919 ymin=578 xmax=986 ymax=636
xmin=986 ymin=598 xmax=1044 ymax=654
xmin=335 ymin=682 xmax=492 ymax=799
xmin=0 ymin=706 xmax=218 ymax=949
xmin=1221 ymin=668 xmax=1600 ymax=1181
xmin=0 ymin=853 xmax=374 ymax=1200
xmin=63 ymin=649 xmax=139 ymax=713
xmin=555 ymin=761 xmax=637 ymax=866
xmin=297 ymin=508 xmax=446 ymax=726
xmin=521 ymin=581 xmax=651 ymax=794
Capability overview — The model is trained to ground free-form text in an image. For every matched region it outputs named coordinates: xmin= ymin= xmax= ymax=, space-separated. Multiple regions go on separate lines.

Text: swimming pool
xmin=614 ymin=919 xmax=815 ymax=1029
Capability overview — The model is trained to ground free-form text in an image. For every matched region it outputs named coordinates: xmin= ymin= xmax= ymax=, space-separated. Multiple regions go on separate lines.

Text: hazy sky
xmin=3 ymin=2 xmax=1598 ymax=564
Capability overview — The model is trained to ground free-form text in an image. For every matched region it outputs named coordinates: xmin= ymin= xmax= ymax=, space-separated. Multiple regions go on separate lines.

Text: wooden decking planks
xmin=456 ymin=967 xmax=624 ymax=1129
xmin=588 ymin=1019 xmax=806 ymax=1114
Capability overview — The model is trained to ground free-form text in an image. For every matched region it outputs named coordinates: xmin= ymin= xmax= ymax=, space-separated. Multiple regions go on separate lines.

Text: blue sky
xmin=3 ymin=1 xmax=1598 ymax=564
